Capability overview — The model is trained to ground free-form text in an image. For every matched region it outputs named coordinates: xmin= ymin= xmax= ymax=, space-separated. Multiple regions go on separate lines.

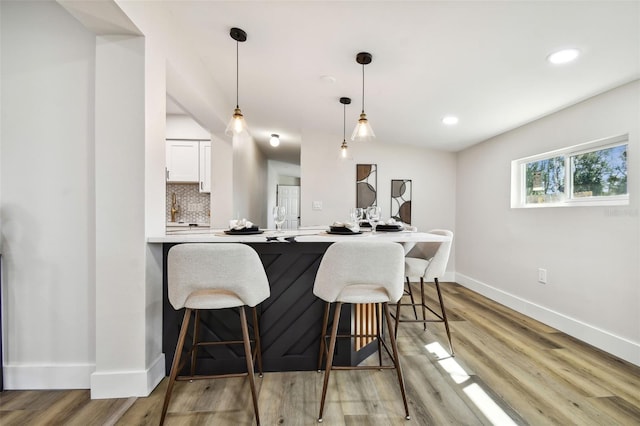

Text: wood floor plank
xmin=258 ymin=370 xmax=320 ymax=425
xmin=0 ymin=409 xmax=40 ymax=426
xmin=115 ymin=380 xmax=165 ymax=425
xmin=397 ymin=353 xmax=489 ymax=425
xmin=0 ymin=389 xmax=69 ymax=411
xmin=451 ymin=320 xmax=587 ymax=425
xmin=588 ymin=395 xmax=640 ymax=424
xmin=65 ymin=397 xmax=134 ymax=426
xmin=546 ymin=338 xmax=640 ymax=407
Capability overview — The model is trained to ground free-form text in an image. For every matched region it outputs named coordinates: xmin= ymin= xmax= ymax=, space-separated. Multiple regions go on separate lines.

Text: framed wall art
xmin=356 ymin=164 xmax=377 ymax=208
xmin=390 ymin=179 xmax=412 ymax=224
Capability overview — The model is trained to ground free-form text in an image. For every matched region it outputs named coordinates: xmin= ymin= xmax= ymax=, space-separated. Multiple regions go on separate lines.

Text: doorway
xmin=277 ymin=185 xmax=300 ymax=230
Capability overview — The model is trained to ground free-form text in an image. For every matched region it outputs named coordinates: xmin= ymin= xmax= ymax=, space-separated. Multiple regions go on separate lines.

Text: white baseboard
xmin=3 ymin=363 xmax=95 ymax=389
xmin=90 ymin=353 xmax=165 ymax=399
xmin=455 ymin=273 xmax=640 ymax=367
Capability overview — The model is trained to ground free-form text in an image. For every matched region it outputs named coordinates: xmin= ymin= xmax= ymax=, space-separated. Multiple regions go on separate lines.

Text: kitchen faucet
xmin=170 ymin=193 xmax=180 ymax=222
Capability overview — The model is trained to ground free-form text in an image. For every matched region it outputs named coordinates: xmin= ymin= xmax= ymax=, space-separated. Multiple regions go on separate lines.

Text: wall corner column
xmin=91 ymin=34 xmax=164 ymax=398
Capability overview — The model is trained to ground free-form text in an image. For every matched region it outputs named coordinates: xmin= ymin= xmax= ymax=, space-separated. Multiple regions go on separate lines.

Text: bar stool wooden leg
xmin=420 ymin=278 xmax=427 ymax=331
xmin=394 ymin=295 xmax=402 ymax=339
xmin=160 ymin=308 xmax=192 ymax=425
xmin=240 ymin=306 xmax=261 ymax=425
xmin=190 ymin=310 xmax=200 ymax=376
xmin=406 ymin=277 xmax=419 ymax=320
xmin=251 ymin=307 xmax=264 ymax=377
xmin=317 ymin=302 xmax=330 ymax=372
xmin=375 ymin=303 xmax=383 ymax=367
xmin=434 ymin=278 xmax=454 ymax=355
xmin=384 ymin=303 xmax=410 ymax=420
xmin=318 ymin=302 xmax=342 ymax=423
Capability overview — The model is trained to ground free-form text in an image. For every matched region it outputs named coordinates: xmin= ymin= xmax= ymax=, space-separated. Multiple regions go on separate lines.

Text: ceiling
xmin=69 ymin=1 xmax=640 ymax=163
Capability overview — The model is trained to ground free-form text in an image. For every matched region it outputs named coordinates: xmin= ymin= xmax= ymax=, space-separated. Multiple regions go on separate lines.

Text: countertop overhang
xmin=148 ymin=228 xmax=450 ymax=244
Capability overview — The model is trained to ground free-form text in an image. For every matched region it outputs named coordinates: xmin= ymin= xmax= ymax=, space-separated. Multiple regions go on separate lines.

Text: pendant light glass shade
xmin=352 ymin=52 xmax=375 ymax=142
xmin=226 ymin=107 xmax=248 ymax=136
xmin=340 ymin=139 xmax=352 ymax=159
xmin=351 ymin=112 xmax=375 ymax=142
xmin=225 ymin=28 xmax=249 ymax=137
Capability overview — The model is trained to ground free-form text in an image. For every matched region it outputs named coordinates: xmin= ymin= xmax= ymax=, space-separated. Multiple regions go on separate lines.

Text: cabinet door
xmin=166 ymin=140 xmax=199 ymax=182
xmin=199 ymin=141 xmax=211 ymax=193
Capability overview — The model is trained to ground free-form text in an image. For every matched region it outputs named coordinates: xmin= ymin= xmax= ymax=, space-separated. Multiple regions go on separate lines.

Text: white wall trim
xmin=90 ymin=354 xmax=165 ymax=399
xmin=3 ymin=363 xmax=95 ymax=390
xmin=455 ymin=273 xmax=640 ymax=367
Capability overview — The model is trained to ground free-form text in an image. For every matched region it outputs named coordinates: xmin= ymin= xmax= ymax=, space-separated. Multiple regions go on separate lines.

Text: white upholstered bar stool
xmin=314 ymin=241 xmax=410 ymax=422
xmin=393 ymin=229 xmax=454 ymax=355
xmin=160 ymin=243 xmax=270 ymax=426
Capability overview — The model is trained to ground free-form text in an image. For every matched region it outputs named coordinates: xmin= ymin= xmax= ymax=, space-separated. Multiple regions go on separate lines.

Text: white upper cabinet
xmin=199 ymin=141 xmax=211 ymax=193
xmin=166 ymin=140 xmax=199 ymax=182
xmin=165 ymin=139 xmax=212 ymax=192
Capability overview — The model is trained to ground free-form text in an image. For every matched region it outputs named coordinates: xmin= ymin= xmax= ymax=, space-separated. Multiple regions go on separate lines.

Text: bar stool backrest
xmin=313 ymin=241 xmax=405 ymax=303
xmin=167 ymin=243 xmax=270 ymax=309
xmin=405 ymin=229 xmax=453 ymax=282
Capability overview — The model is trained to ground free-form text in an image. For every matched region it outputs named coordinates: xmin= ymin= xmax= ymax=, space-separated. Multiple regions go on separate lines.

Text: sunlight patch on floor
xmin=464 ymin=383 xmax=518 ymax=426
xmin=425 ymin=342 xmax=517 ymax=426
xmin=425 ymin=341 xmax=470 ymax=384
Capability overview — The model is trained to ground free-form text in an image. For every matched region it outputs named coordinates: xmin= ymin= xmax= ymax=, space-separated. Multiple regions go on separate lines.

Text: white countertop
xmin=147 ymin=228 xmax=450 ymax=244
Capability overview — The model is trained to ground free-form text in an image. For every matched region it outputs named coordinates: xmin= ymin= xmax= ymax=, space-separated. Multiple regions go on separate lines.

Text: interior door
xmin=277 ymin=185 xmax=300 ymax=230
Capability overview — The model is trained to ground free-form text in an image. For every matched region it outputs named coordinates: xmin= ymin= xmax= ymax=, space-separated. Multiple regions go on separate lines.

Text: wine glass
xmin=273 ymin=205 xmax=286 ymax=233
xmin=366 ymin=206 xmax=381 ymax=233
xmin=349 ymin=207 xmax=363 ymax=224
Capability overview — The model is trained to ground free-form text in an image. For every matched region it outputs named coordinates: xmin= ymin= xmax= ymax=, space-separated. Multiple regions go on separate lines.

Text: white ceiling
xmin=69 ymin=1 xmax=640 ymax=162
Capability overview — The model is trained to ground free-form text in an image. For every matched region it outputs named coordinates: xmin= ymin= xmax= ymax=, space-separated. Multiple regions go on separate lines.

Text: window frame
xmin=511 ymin=134 xmax=629 ymax=209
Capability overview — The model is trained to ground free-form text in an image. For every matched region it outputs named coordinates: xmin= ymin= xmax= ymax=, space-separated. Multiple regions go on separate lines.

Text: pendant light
xmin=351 ymin=52 xmax=375 ymax=142
xmin=225 ymin=27 xmax=249 ymax=136
xmin=339 ymin=97 xmax=352 ymax=159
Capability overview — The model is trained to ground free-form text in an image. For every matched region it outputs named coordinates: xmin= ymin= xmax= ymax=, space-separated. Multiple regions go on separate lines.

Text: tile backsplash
xmin=166 ymin=183 xmax=210 ymax=224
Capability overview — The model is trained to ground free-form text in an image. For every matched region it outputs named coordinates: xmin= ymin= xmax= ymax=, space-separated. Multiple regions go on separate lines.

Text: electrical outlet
xmin=538 ymin=268 xmax=547 ymax=284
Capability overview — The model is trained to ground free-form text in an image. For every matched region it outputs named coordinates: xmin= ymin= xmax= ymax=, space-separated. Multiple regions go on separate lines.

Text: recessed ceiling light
xmin=270 ymin=134 xmax=280 ymax=147
xmin=547 ymin=48 xmax=580 ymax=65
xmin=442 ymin=116 xmax=459 ymax=126
xmin=319 ymin=75 xmax=336 ymax=84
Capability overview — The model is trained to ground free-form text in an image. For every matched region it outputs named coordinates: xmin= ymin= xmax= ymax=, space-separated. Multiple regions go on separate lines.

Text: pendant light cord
xmin=235 ymin=40 xmax=239 ymax=108
xmin=361 ymin=63 xmax=365 ymax=114
xmin=343 ymin=102 xmax=346 ymax=141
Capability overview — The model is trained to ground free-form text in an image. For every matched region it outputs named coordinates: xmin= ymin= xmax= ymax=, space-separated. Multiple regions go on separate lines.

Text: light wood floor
xmin=1 ymin=283 xmax=639 ymax=425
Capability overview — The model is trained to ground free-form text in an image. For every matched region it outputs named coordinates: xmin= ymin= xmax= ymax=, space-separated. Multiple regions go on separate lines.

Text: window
xmin=512 ymin=135 xmax=629 ymax=208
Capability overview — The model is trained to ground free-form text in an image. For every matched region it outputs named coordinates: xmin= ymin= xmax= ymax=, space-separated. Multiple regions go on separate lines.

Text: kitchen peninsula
xmin=148 ymin=229 xmax=451 ymax=375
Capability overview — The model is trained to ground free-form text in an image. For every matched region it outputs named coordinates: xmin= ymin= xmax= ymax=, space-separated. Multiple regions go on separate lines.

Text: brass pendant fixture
xmin=340 ymin=97 xmax=353 ymax=160
xmin=351 ymin=52 xmax=375 ymax=142
xmin=225 ymin=27 xmax=249 ymax=136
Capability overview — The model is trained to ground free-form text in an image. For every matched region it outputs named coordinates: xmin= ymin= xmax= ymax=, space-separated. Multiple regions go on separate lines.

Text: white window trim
xmin=511 ymin=134 xmax=629 ymax=209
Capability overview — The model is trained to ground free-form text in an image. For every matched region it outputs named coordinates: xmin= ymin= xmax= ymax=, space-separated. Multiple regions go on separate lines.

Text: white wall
xmin=92 ymin=34 xmax=154 ymax=397
xmin=142 ymin=32 xmax=167 ymax=386
xmin=1 ymin=0 xmax=96 ymax=388
xmin=233 ymin=134 xmax=268 ymax=227
xmin=456 ymin=80 xmax=640 ymax=365
xmin=211 ymin=137 xmax=233 ymax=228
xmin=1 ymin=1 xmax=168 ymax=395
xmin=300 ymin=131 xmax=457 ymax=272
xmin=165 ymin=114 xmax=210 ymax=140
